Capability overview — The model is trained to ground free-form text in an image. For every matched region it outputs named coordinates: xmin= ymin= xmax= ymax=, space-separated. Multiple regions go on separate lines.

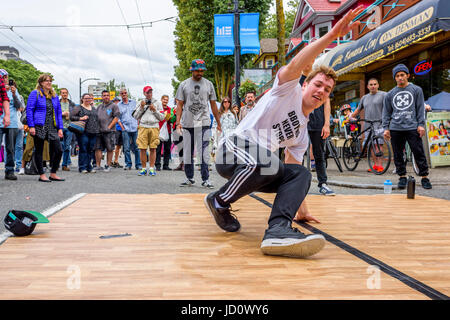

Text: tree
xmin=0 ymin=59 xmax=51 ymax=103
xmin=239 ymin=79 xmax=257 ymax=99
xmin=172 ymin=0 xmax=272 ymax=100
xmin=261 ymin=0 xmax=300 ymax=39
xmin=276 ymin=0 xmax=286 ymax=67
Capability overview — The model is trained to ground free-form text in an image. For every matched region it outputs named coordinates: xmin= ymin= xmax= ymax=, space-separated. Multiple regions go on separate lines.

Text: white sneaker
xmin=18 ymin=168 xmax=25 ymax=175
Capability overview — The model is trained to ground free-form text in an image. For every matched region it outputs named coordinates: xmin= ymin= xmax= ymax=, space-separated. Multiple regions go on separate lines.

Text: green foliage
xmin=172 ymin=0 xmax=272 ymax=99
xmin=0 ymin=59 xmax=50 ymax=103
xmin=261 ymin=0 xmax=300 ymax=39
xmin=239 ymin=79 xmax=257 ymax=99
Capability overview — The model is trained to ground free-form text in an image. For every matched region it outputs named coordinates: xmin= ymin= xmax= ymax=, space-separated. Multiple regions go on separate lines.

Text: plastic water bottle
xmin=384 ymin=179 xmax=392 ymax=194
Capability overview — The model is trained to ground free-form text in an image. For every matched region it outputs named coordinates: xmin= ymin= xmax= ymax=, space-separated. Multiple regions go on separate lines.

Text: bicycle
xmin=324 ymin=136 xmax=343 ymax=172
xmin=342 ymin=119 xmax=392 ymax=175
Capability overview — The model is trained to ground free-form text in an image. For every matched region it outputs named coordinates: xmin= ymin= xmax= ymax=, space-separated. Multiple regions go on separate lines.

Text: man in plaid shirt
xmin=0 ymin=70 xmax=10 ymax=125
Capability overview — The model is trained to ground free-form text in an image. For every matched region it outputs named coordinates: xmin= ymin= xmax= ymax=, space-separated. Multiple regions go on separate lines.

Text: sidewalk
xmin=314 ymin=159 xmax=450 ymax=190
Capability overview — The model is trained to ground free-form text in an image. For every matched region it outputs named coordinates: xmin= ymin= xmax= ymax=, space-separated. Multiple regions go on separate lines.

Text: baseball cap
xmin=143 ymin=85 xmax=153 ymax=93
xmin=189 ymin=59 xmax=207 ymax=71
xmin=340 ymin=104 xmax=352 ymax=112
xmin=0 ymin=69 xmax=8 ymax=77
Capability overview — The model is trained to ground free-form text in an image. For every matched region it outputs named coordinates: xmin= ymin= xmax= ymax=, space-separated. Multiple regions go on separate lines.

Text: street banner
xmin=214 ymin=14 xmax=234 ymax=56
xmin=240 ymin=13 xmax=260 ymax=54
xmin=426 ymin=112 xmax=450 ymax=168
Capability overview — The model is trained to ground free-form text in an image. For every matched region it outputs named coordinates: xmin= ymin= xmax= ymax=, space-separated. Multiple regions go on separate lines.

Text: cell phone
xmin=9 ymin=79 xmax=14 ymax=86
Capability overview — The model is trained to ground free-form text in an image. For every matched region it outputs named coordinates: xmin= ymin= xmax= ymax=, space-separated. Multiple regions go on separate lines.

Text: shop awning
xmin=329 ymin=0 xmax=450 ymax=75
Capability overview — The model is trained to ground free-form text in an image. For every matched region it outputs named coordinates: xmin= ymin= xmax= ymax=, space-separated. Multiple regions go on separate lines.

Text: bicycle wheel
xmin=367 ymin=136 xmax=391 ymax=175
xmin=342 ymin=138 xmax=360 ymax=171
xmin=328 ymin=140 xmax=343 ymax=172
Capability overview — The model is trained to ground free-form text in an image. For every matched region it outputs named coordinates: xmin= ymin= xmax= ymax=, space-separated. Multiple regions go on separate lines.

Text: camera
xmin=9 ymin=79 xmax=14 ymax=86
xmin=146 ymin=99 xmax=152 ymax=105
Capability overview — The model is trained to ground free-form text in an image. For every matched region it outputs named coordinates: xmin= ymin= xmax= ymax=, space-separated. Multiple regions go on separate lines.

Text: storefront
xmin=326 ymin=0 xmax=450 ymax=165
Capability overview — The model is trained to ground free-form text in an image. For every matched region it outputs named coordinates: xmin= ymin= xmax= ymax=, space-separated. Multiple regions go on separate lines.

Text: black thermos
xmin=407 ymin=176 xmax=415 ymax=199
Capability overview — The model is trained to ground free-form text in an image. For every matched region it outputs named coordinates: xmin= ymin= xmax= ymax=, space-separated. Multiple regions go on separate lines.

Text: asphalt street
xmin=1 ymin=156 xmax=449 ymax=235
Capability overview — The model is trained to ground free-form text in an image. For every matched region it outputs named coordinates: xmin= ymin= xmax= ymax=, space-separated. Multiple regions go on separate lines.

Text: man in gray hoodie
xmin=133 ymin=85 xmax=165 ymax=176
xmin=382 ymin=64 xmax=432 ymax=189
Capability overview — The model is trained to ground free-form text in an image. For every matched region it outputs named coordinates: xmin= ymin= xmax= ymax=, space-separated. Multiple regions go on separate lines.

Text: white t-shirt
xmin=228 ymin=70 xmax=309 ymax=163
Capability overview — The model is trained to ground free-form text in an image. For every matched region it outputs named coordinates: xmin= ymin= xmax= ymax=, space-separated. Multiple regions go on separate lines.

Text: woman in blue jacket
xmin=26 ymin=74 xmax=64 ymax=182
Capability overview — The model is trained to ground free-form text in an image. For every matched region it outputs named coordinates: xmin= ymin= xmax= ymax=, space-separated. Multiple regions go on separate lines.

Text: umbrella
xmin=426 ymin=91 xmax=450 ymax=111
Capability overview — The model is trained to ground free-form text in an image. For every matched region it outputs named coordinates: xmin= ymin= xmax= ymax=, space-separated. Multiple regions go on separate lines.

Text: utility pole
xmin=233 ymin=0 xmax=241 ymax=108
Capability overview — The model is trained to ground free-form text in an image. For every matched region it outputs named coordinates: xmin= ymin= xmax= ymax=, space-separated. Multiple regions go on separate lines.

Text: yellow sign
xmin=110 ymin=91 xmax=115 ymax=99
xmin=379 ymin=7 xmax=434 ymax=45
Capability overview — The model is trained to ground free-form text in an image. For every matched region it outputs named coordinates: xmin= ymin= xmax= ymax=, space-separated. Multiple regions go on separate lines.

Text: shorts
xmin=137 ymin=127 xmax=160 ymax=149
xmin=95 ymin=132 xmax=115 ymax=151
xmin=114 ymin=131 xmax=123 ymax=146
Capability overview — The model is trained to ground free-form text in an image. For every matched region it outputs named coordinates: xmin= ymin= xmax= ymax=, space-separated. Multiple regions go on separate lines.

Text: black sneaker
xmin=260 ymin=220 xmax=325 ymax=258
xmin=204 ymin=192 xmax=240 ymax=232
xmin=180 ymin=179 xmax=195 ymax=187
xmin=421 ymin=177 xmax=432 ymax=189
xmin=398 ymin=177 xmax=407 ymax=189
xmin=5 ymin=172 xmax=17 ymax=180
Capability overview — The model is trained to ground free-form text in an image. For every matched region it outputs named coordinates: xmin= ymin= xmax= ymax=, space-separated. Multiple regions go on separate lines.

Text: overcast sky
xmin=0 ymin=0 xmax=287 ymax=103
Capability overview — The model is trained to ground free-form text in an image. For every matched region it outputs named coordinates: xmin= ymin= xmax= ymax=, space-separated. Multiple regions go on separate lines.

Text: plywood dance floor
xmin=0 ymin=193 xmax=449 ymax=300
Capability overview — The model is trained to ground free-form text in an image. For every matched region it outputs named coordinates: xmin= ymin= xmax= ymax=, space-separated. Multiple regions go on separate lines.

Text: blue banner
xmin=214 ymin=14 xmax=234 ymax=56
xmin=240 ymin=13 xmax=260 ymax=55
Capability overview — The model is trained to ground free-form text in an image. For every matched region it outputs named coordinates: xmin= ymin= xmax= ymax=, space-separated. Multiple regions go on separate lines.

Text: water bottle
xmin=384 ymin=179 xmax=392 ymax=194
xmin=407 ymin=176 xmax=415 ymax=199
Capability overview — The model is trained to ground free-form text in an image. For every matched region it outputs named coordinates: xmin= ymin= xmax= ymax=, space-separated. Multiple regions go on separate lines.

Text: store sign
xmin=329 ymin=0 xmax=447 ymax=75
xmin=414 ymin=60 xmax=432 ymax=75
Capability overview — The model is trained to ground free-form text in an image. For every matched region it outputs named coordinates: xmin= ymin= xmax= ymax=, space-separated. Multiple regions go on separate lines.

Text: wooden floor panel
xmin=259 ymin=193 xmax=450 ymax=297
xmin=0 ymin=193 xmax=438 ymax=299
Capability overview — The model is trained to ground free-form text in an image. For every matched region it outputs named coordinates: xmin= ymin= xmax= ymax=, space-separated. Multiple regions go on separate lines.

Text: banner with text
xmin=214 ymin=14 xmax=234 ymax=56
xmin=239 ymin=13 xmax=260 ymax=54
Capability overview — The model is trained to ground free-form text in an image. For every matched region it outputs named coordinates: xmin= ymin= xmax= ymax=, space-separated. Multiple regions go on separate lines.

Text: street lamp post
xmin=79 ymin=77 xmax=100 ymax=102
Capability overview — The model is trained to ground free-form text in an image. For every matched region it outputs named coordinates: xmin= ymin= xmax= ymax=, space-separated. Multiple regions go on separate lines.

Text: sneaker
xmin=318 ymin=184 xmax=335 ymax=196
xmin=138 ymin=169 xmax=148 ymax=176
xmin=204 ymin=193 xmax=240 ymax=232
xmin=155 ymin=167 xmax=161 ymax=171
xmin=201 ymin=180 xmax=214 ymax=189
xmin=18 ymin=168 xmax=25 ymax=175
xmin=94 ymin=166 xmax=103 ymax=172
xmin=421 ymin=177 xmax=432 ymax=189
xmin=398 ymin=177 xmax=407 ymax=189
xmin=149 ymin=167 xmax=156 ymax=176
xmin=260 ymin=220 xmax=326 ymax=258
xmin=5 ymin=172 xmax=17 ymax=180
xmin=180 ymin=178 xmax=195 ymax=187
xmin=124 ymin=166 xmax=132 ymax=170
xmin=62 ymin=166 xmax=70 ymax=171
xmin=90 ymin=168 xmax=96 ymax=173
xmin=81 ymin=170 xmax=89 ymax=174
xmin=103 ymin=165 xmax=111 ymax=173
xmin=163 ymin=166 xmax=172 ymax=171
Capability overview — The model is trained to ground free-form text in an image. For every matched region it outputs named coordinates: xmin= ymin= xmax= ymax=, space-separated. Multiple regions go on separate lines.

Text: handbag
xmin=68 ymin=120 xmax=86 ymax=134
xmin=159 ymin=121 xmax=169 ymax=142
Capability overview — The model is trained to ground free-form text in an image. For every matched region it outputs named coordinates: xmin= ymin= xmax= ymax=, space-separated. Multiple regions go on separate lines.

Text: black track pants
xmin=215 ymin=135 xmax=311 ymax=227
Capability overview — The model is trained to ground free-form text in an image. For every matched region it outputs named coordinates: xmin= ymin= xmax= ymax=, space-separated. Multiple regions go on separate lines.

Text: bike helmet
xmin=340 ymin=104 xmax=352 ymax=112
xmin=3 ymin=210 xmax=49 ymax=236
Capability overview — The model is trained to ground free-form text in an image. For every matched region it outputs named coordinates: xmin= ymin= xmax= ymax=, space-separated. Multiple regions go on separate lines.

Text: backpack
xmin=24 ymin=151 xmax=39 ymax=175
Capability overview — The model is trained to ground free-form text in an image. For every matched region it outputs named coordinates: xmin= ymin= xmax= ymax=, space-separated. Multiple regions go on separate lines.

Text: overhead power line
xmin=134 ymin=0 xmax=155 ymax=84
xmin=0 ymin=17 xmax=177 ymax=29
xmin=116 ymin=0 xmax=147 ymax=84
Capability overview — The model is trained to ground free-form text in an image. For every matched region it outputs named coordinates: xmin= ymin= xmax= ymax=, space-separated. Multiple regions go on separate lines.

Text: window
xmin=266 ymin=59 xmax=274 ymax=68
xmin=301 ymin=4 xmax=312 ymax=18
xmin=315 ymin=21 xmax=332 ymax=39
xmin=302 ymin=29 xmax=311 ymax=42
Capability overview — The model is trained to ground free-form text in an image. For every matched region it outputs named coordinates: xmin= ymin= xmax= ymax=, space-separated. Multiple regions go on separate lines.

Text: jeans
xmin=77 ymin=132 xmax=97 ymax=172
xmin=183 ymin=126 xmax=210 ymax=181
xmin=15 ymin=129 xmax=24 ymax=169
xmin=122 ymin=131 xmax=141 ymax=169
xmin=61 ymin=128 xmax=73 ymax=167
xmin=0 ymin=127 xmax=18 ymax=174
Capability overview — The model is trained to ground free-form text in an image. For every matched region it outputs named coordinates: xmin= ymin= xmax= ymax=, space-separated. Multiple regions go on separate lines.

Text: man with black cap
xmin=175 ymin=59 xmax=221 ymax=188
xmin=382 ymin=63 xmax=432 ymax=189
